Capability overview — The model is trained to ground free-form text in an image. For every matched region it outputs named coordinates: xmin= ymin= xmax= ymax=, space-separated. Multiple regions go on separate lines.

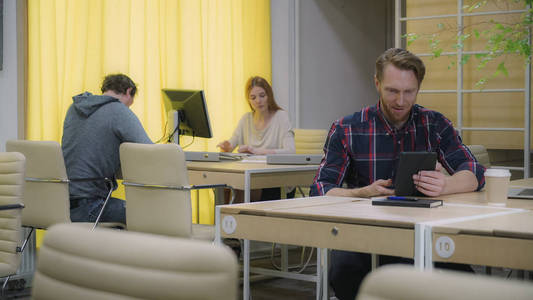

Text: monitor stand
xmin=171 ymin=109 xmax=183 ymax=145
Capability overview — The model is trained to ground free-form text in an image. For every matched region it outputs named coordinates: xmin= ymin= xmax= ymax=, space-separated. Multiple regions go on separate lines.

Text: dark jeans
xmin=224 ymin=187 xmax=296 ymax=204
xmin=259 ymin=187 xmax=296 ymax=201
xmin=70 ymin=197 xmax=126 ymax=224
xmin=329 ymin=250 xmax=474 ymax=300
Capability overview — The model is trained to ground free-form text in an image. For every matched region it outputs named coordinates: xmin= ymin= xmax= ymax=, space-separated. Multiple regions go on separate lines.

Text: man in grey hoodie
xmin=62 ymin=74 xmax=152 ymax=224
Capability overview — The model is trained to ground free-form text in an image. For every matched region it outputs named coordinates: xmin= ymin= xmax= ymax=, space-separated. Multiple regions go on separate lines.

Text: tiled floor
xmin=241 ymin=246 xmax=325 ymax=300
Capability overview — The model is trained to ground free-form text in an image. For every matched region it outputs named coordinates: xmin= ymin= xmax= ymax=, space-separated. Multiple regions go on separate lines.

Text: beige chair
xmin=468 ymin=144 xmax=491 ymax=168
xmin=294 ymin=128 xmax=328 ymax=155
xmin=32 ymin=223 xmax=238 ymax=300
xmin=0 ymin=152 xmax=26 ymax=294
xmin=293 ymin=129 xmax=327 ymax=197
xmin=120 ymin=143 xmax=226 ymax=240
xmin=356 ymin=265 xmax=533 ymax=300
xmin=5 ymin=140 xmax=123 ymax=234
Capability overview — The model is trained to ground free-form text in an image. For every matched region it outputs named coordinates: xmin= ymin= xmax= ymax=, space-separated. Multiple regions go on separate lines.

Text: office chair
xmin=293 ymin=128 xmax=327 ymax=197
xmin=294 ymin=128 xmax=328 ymax=155
xmin=356 ymin=264 xmax=533 ymax=300
xmin=120 ymin=142 xmax=233 ymax=240
xmin=5 ymin=140 xmax=124 ymax=244
xmin=0 ymin=152 xmax=26 ymax=295
xmin=32 ymin=223 xmax=238 ymax=300
xmin=467 ymin=144 xmax=491 ymax=168
xmin=441 ymin=144 xmax=490 ymax=176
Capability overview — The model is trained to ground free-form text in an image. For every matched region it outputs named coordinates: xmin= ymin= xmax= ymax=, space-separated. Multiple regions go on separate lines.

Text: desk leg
xmin=280 ymin=187 xmax=289 ymax=272
xmin=244 ymin=239 xmax=250 ymax=300
xmin=213 ymin=187 xmax=225 ymax=228
xmin=195 ymin=190 xmax=200 ymax=224
xmin=244 ymin=171 xmax=251 ymax=203
xmin=214 ymin=206 xmax=221 ymax=246
xmin=414 ymin=223 xmax=425 ymax=270
xmin=319 ymin=248 xmax=329 ymax=300
xmin=316 ymin=248 xmax=321 ymax=300
xmin=371 ymin=254 xmax=378 ymax=270
xmin=423 ymin=224 xmax=434 ymax=270
xmin=243 ymin=171 xmax=251 ymax=300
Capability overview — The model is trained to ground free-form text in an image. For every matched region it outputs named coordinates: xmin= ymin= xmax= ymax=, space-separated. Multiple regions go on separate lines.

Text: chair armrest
xmin=0 ymin=203 xmax=24 ymax=211
xmin=122 ymin=182 xmax=236 ymax=204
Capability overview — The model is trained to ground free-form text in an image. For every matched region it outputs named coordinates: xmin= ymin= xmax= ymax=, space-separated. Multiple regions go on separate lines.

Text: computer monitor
xmin=162 ymin=89 xmax=213 ymax=144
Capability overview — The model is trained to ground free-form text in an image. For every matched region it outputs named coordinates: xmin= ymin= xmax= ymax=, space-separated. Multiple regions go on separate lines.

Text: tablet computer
xmin=394 ymin=152 xmax=437 ymax=196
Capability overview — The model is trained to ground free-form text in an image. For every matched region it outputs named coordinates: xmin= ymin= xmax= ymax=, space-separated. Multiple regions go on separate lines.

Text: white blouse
xmin=228 ymin=110 xmax=295 ymax=154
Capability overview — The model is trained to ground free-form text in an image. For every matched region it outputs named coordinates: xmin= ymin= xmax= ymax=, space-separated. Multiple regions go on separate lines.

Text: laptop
xmin=508 ymin=187 xmax=533 ymax=199
xmin=266 ymin=154 xmax=323 ymax=165
xmin=184 ymin=151 xmax=248 ymax=162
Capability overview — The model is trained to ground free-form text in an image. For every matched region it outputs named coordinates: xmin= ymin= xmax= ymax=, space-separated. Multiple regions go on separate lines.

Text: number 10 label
xmin=435 ymin=236 xmax=455 ymax=258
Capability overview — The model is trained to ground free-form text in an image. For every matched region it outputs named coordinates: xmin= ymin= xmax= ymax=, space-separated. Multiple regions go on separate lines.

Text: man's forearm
xmin=443 ymin=170 xmax=479 ymax=195
xmin=325 ymin=187 xmax=360 ymax=197
xmin=324 ymin=179 xmax=395 ymax=198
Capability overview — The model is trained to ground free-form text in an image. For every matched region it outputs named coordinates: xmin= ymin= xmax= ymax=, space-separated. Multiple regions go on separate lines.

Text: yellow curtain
xmin=27 ymin=0 xmax=272 ymax=225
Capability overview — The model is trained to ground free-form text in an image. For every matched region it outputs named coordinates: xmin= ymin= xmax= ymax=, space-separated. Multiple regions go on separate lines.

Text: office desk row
xmin=208 ymin=171 xmax=533 ymax=300
xmin=187 ymin=161 xmax=533 ymax=300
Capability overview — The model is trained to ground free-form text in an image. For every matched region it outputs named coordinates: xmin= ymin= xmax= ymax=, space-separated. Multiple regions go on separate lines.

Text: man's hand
xmin=358 ymin=179 xmax=395 ymax=197
xmin=413 ymin=163 xmax=446 ymax=196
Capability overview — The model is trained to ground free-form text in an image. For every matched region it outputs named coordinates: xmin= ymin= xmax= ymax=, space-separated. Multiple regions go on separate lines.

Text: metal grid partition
xmin=395 ymin=0 xmax=531 ymax=178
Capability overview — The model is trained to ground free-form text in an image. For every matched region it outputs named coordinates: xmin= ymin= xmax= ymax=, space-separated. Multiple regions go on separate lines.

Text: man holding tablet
xmin=309 ymin=48 xmax=486 ymax=300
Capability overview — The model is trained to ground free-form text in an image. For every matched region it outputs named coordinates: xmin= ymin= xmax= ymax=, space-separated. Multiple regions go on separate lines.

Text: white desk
xmin=216 ymin=196 xmax=518 ymax=300
xmin=422 ymin=178 xmax=533 ymax=270
xmin=187 ymin=161 xmax=317 ymax=200
xmin=429 ymin=211 xmax=533 ymax=270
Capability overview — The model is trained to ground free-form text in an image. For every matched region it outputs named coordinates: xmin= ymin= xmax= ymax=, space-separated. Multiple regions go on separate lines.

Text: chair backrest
xmin=439 ymin=144 xmax=490 ymax=176
xmin=467 ymin=144 xmax=491 ymax=168
xmin=120 ymin=143 xmax=192 ymax=238
xmin=294 ymin=129 xmax=328 ymax=154
xmin=32 ymin=223 xmax=238 ymax=300
xmin=356 ymin=265 xmax=533 ymax=300
xmin=0 ymin=152 xmax=25 ymax=277
xmin=6 ymin=140 xmax=70 ymax=228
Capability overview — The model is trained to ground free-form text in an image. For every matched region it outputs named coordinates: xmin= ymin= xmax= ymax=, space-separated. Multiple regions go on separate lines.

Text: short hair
xmin=375 ymin=48 xmax=426 ymax=87
xmin=245 ymin=76 xmax=281 ymax=112
xmin=101 ymin=74 xmax=137 ymax=97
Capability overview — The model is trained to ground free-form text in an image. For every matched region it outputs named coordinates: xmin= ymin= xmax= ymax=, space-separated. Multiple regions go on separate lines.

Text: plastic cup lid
xmin=484 ymin=168 xmax=511 ymax=177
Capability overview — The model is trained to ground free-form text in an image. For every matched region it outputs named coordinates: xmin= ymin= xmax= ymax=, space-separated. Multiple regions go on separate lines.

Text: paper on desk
xmin=240 ymin=155 xmax=267 ymax=163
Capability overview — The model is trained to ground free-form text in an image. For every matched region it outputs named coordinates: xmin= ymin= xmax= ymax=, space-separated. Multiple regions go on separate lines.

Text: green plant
xmin=404 ymin=0 xmax=532 ymax=86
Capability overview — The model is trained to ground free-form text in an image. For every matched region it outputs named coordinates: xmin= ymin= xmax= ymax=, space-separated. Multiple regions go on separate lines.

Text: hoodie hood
xmin=72 ymin=92 xmax=120 ymax=117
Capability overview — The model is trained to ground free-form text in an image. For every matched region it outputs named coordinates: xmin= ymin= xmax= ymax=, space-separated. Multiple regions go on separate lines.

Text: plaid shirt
xmin=310 ymin=103 xmax=486 ymax=196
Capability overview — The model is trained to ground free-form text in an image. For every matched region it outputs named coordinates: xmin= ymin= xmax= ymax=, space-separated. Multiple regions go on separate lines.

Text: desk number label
xmin=222 ymin=216 xmax=237 ymax=234
xmin=435 ymin=236 xmax=455 ymax=258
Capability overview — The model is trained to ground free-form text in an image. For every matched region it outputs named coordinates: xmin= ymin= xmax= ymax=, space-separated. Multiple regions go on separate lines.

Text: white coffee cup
xmin=484 ymin=168 xmax=511 ymax=206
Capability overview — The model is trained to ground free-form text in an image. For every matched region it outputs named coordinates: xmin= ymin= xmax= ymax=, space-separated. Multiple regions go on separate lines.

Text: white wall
xmin=272 ymin=0 xmax=393 ymax=130
xmin=270 ymin=0 xmax=294 ymax=120
xmin=0 ymin=0 xmax=24 ymax=151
